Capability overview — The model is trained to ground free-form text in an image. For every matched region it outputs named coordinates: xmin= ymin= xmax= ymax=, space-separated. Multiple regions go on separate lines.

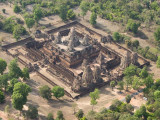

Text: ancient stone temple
xmin=93 ymin=66 xmax=102 ymax=83
xmin=54 ymin=32 xmax=61 ymax=44
xmin=6 ymin=21 xmax=149 ymax=98
xmin=82 ymin=65 xmax=94 ymax=87
xmin=97 ymin=52 xmax=105 ymax=65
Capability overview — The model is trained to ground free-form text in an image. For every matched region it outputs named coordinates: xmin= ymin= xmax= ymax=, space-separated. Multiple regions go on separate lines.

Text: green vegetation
xmin=13 ymin=5 xmax=21 ymax=13
xmin=26 ymin=105 xmax=38 ymax=119
xmin=89 ymin=88 xmax=100 ymax=110
xmin=52 ymin=86 xmax=64 ymax=99
xmin=0 ymin=58 xmax=7 ymax=75
xmin=47 ymin=113 xmax=54 ymax=120
xmin=12 ymin=82 xmax=31 ymax=112
xmin=110 ymin=81 xmax=116 ymax=91
xmin=157 ymin=56 xmax=160 ymax=68
xmin=90 ymin=12 xmax=97 ymax=26
xmin=39 ymin=85 xmax=52 ymax=100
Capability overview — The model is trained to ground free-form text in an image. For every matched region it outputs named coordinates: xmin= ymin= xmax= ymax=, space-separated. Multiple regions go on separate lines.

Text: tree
xmin=113 ymin=32 xmax=122 ymax=42
xmin=154 ymin=90 xmax=160 ymax=100
xmin=0 ymin=58 xmax=7 ymax=75
xmin=12 ymin=82 xmax=31 ymax=113
xmin=2 ymin=9 xmax=5 ymax=14
xmin=59 ymin=4 xmax=68 ymax=21
xmin=144 ymin=75 xmax=154 ymax=88
xmin=90 ymin=12 xmax=97 ymax=26
xmin=52 ymin=86 xmax=64 ymax=99
xmin=8 ymin=59 xmax=22 ymax=78
xmin=67 ymin=9 xmax=76 ymax=20
xmin=0 ymin=74 xmax=9 ymax=91
xmin=56 ymin=111 xmax=65 ymax=120
xmin=135 ymin=105 xmax=147 ymax=119
xmin=76 ymin=109 xmax=84 ymax=120
xmin=12 ymin=92 xmax=24 ymax=111
xmin=157 ymin=56 xmax=160 ymax=68
xmin=132 ymin=76 xmax=141 ymax=90
xmin=117 ymin=81 xmax=124 ymax=93
xmin=123 ymin=65 xmax=137 ymax=77
xmin=139 ymin=67 xmax=148 ymax=78
xmin=89 ymin=88 xmax=100 ymax=110
xmin=39 ymin=85 xmax=52 ymax=100
xmin=7 ymin=78 xmax=18 ymax=93
xmin=126 ymin=20 xmax=140 ymax=34
xmin=80 ymin=1 xmax=89 ymax=19
xmin=47 ymin=113 xmax=54 ymax=120
xmin=13 ymin=5 xmax=21 ymax=13
xmin=110 ymin=81 xmax=116 ymax=91
xmin=132 ymin=40 xmax=139 ymax=49
xmin=155 ymin=108 xmax=160 ymax=119
xmin=26 ymin=105 xmax=38 ymax=119
xmin=13 ymin=24 xmax=26 ymax=40
xmin=25 ymin=18 xmax=35 ymax=31
xmin=0 ymin=90 xmax=5 ymax=103
xmin=154 ymin=27 xmax=160 ymax=43
xmin=124 ymin=76 xmax=133 ymax=91
xmin=80 ymin=117 xmax=88 ymax=120
xmin=34 ymin=7 xmax=43 ymax=23
xmin=125 ymin=95 xmax=131 ymax=103
xmin=22 ymin=68 xmax=30 ymax=80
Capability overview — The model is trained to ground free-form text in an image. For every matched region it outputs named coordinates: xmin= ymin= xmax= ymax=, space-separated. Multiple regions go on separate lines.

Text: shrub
xmin=2 ymin=9 xmax=5 ymax=13
xmin=14 ymin=5 xmax=21 ymax=13
xmin=0 ymin=90 xmax=5 ymax=103
xmin=26 ymin=105 xmax=38 ymax=119
xmin=67 ymin=9 xmax=76 ymax=20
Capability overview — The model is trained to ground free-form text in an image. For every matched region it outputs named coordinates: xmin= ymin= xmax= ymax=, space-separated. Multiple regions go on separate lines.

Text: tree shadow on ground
xmin=136 ymin=30 xmax=148 ymax=39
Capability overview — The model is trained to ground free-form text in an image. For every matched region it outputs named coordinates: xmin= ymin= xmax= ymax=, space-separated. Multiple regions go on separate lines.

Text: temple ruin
xmin=2 ymin=21 xmax=150 ymax=98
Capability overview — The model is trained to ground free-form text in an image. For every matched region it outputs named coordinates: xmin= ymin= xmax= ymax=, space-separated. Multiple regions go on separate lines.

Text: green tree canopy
xmin=33 ymin=7 xmax=43 ymax=23
xmin=157 ymin=56 xmax=160 ymax=68
xmin=0 ymin=90 xmax=5 ymax=103
xmin=8 ymin=59 xmax=22 ymax=78
xmin=25 ymin=18 xmax=35 ymax=30
xmin=90 ymin=12 xmax=97 ymax=26
xmin=52 ymin=86 xmax=64 ymax=99
xmin=76 ymin=109 xmax=84 ymax=120
xmin=125 ymin=95 xmax=131 ymax=103
xmin=59 ymin=4 xmax=68 ymax=21
xmin=123 ymin=64 xmax=137 ymax=77
xmin=126 ymin=20 xmax=140 ymax=34
xmin=47 ymin=113 xmax=54 ymax=120
xmin=110 ymin=81 xmax=116 ymax=91
xmin=0 ymin=74 xmax=9 ymax=91
xmin=56 ymin=111 xmax=65 ymax=120
xmin=22 ymin=68 xmax=30 ymax=80
xmin=139 ymin=67 xmax=148 ymax=78
xmin=89 ymin=88 xmax=100 ymax=110
xmin=144 ymin=75 xmax=154 ymax=88
xmin=0 ymin=58 xmax=7 ymax=75
xmin=13 ymin=5 xmax=21 ymax=13
xmin=26 ymin=105 xmax=38 ymax=119
xmin=154 ymin=27 xmax=160 ymax=43
xmin=80 ymin=1 xmax=89 ymax=18
xmin=13 ymin=24 xmax=26 ymax=40
xmin=39 ymin=85 xmax=51 ymax=100
xmin=67 ymin=9 xmax=76 ymax=20
xmin=12 ymin=82 xmax=31 ymax=111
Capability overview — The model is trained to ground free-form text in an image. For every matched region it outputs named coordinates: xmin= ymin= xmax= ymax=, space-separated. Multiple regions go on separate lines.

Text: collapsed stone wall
xmin=2 ymin=36 xmax=33 ymax=50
